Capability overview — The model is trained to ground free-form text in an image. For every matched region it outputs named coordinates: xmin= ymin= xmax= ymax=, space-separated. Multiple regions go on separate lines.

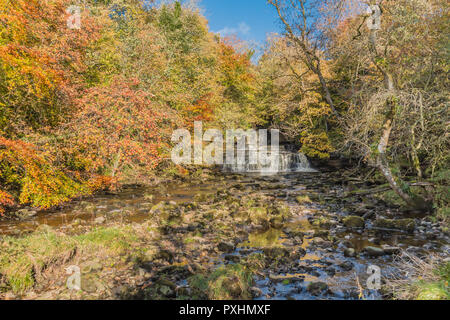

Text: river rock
xmin=272 ymin=202 xmax=291 ymax=217
xmin=338 ymin=261 xmax=354 ymax=271
xmin=344 ymin=248 xmax=356 ymax=257
xmin=249 ymin=287 xmax=263 ymax=298
xmin=270 ymin=216 xmax=284 ymax=229
xmin=224 ymin=254 xmax=240 ymax=263
xmin=218 ymin=241 xmax=235 ymax=253
xmin=343 ymin=216 xmax=365 ymax=228
xmin=296 ymin=195 xmax=312 ymax=204
xmin=248 ymin=207 xmax=269 ymax=226
xmin=150 ymin=201 xmax=167 ymax=214
xmin=222 ymin=277 xmax=243 ymax=298
xmin=381 ymin=245 xmax=401 ymax=255
xmin=16 ymin=209 xmax=37 ymax=219
xmin=159 ymin=285 xmax=175 ymax=297
xmin=374 ymin=218 xmax=416 ymax=233
xmin=263 ymin=247 xmax=290 ymax=259
xmin=269 ymin=274 xmax=304 ymax=283
xmin=314 ymin=230 xmax=330 ymax=238
xmin=364 ymin=246 xmax=385 ymax=257
xmin=94 ymin=216 xmax=106 ymax=224
xmin=307 ymin=282 xmax=328 ymax=296
xmin=325 ymin=266 xmax=336 ymax=276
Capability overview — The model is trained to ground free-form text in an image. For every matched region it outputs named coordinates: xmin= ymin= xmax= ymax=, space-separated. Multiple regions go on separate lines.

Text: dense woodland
xmin=0 ymin=0 xmax=448 ymax=218
xmin=0 ymin=0 xmax=449 ymax=302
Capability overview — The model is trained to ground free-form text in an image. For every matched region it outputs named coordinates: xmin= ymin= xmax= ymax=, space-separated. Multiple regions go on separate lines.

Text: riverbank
xmin=0 ymin=169 xmax=448 ymax=300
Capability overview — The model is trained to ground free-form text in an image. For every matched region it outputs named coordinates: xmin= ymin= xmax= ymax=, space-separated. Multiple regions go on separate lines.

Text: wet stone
xmin=224 ymin=255 xmax=240 ymax=263
xmin=342 ymin=216 xmax=365 ymax=228
xmin=338 ymin=261 xmax=354 ymax=271
xmin=344 ymin=248 xmax=356 ymax=257
xmin=218 ymin=241 xmax=235 ymax=253
xmin=307 ymin=282 xmax=328 ymax=296
xmin=364 ymin=246 xmax=385 ymax=257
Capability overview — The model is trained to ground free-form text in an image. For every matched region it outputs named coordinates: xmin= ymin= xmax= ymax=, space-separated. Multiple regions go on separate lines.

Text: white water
xmin=222 ymin=148 xmax=317 ymax=175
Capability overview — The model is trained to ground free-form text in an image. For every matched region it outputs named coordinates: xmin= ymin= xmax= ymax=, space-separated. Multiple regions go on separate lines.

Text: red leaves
xmin=61 ymin=77 xmax=173 ymax=180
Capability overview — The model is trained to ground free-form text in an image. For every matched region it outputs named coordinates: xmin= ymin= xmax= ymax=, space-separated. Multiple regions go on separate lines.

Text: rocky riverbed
xmin=0 ymin=169 xmax=448 ymax=300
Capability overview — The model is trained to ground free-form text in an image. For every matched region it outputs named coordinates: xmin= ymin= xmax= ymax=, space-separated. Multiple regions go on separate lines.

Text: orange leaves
xmin=60 ymin=77 xmax=174 ymax=181
xmin=0 ymin=0 xmax=101 ymax=136
xmin=86 ymin=175 xmax=117 ymax=193
xmin=186 ymin=93 xmax=214 ymax=123
xmin=218 ymin=39 xmax=255 ymax=87
xmin=0 ymin=136 xmax=88 ymax=210
xmin=0 ymin=190 xmax=14 ymax=215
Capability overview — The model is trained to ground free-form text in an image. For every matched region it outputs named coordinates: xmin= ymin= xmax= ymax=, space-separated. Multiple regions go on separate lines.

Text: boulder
xmin=381 ymin=245 xmax=401 ymax=255
xmin=218 ymin=241 xmax=235 ymax=253
xmin=344 ymin=248 xmax=356 ymax=258
xmin=364 ymin=246 xmax=385 ymax=257
xmin=374 ymin=218 xmax=416 ymax=233
xmin=343 ymin=216 xmax=365 ymax=228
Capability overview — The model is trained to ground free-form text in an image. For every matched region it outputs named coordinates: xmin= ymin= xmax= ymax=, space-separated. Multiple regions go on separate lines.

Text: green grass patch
xmin=0 ymin=226 xmax=141 ymax=294
xmin=188 ymin=264 xmax=253 ymax=300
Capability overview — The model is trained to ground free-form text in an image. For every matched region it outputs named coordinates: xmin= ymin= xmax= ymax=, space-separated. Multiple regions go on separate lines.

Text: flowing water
xmin=1 ymin=153 xmax=448 ymax=300
xmin=222 ymin=148 xmax=318 ymax=174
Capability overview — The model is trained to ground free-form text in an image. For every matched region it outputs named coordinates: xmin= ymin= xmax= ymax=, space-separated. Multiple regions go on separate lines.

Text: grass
xmin=0 ymin=226 xmax=143 ymax=294
xmin=296 ymin=195 xmax=312 ymax=204
xmin=188 ymin=264 xmax=253 ymax=300
xmin=385 ymin=251 xmax=449 ymax=300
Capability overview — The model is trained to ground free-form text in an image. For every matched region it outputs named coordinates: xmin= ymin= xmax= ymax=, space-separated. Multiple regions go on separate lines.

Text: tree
xmin=268 ymin=0 xmax=341 ymax=115
xmin=0 ymin=0 xmax=100 ymax=137
xmin=330 ymin=0 xmax=449 ymax=211
xmin=257 ymin=35 xmax=335 ymax=158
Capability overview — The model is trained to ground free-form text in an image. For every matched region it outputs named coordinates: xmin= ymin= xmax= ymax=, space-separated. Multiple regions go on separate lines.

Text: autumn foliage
xmin=0 ymin=1 xmax=258 ymax=214
xmin=60 ymin=77 xmax=174 ymax=180
xmin=0 ymin=0 xmax=100 ymax=136
xmin=0 ymin=137 xmax=89 ymax=211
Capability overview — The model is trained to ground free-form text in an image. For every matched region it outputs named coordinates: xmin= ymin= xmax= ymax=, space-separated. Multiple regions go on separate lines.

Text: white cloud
xmin=215 ymin=22 xmax=251 ymax=37
xmin=238 ymin=22 xmax=250 ymax=35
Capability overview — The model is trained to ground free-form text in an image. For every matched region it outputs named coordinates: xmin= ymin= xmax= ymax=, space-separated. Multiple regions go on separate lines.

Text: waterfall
xmin=222 ymin=147 xmax=317 ymax=175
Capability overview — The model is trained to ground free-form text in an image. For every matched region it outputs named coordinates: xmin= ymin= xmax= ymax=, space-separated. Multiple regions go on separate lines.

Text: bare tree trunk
xmin=376 ymin=100 xmax=416 ymax=207
xmin=368 ymin=29 xmax=431 ymax=211
xmin=269 ymin=0 xmax=338 ymax=115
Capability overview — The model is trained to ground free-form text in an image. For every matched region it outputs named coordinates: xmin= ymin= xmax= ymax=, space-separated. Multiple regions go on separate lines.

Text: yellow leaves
xmin=0 ymin=136 xmax=91 ymax=212
xmin=300 ymin=131 xmax=335 ymax=159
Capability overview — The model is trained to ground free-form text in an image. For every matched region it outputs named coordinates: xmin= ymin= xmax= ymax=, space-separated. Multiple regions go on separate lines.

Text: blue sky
xmin=199 ymin=0 xmax=281 ymax=45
